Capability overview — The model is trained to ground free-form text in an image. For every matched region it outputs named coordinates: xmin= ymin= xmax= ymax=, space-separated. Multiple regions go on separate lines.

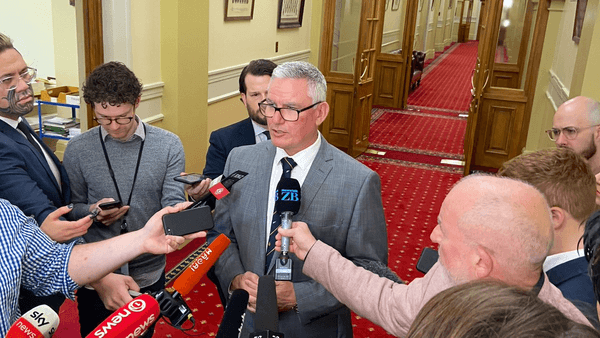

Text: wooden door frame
xmin=82 ymin=0 xmax=104 ymax=129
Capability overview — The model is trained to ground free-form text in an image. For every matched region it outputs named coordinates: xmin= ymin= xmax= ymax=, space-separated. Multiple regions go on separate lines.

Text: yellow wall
xmin=161 ymin=0 xmax=209 ymax=173
xmin=208 ymin=0 xmax=313 ymax=72
xmin=51 ymin=1 xmax=79 ymax=88
xmin=132 ymin=0 xmax=162 ymax=84
xmin=551 ymin=1 xmax=579 ymax=92
xmin=381 ymin=0 xmax=407 ymax=54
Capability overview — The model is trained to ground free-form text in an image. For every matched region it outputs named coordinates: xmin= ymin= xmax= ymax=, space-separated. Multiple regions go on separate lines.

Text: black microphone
xmin=250 ymin=275 xmax=283 ymax=338
xmin=274 ymin=178 xmax=301 ymax=281
xmin=216 ymin=289 xmax=249 ymax=338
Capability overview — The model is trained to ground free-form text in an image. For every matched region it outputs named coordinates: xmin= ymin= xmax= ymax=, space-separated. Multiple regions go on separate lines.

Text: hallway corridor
xmin=351 ymin=41 xmax=479 ymax=337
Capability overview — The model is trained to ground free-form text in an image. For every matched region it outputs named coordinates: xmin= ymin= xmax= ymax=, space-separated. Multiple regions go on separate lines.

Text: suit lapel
xmin=0 ymin=119 xmax=62 ymax=193
xmin=255 ymin=142 xmax=276 ymax=268
xmin=297 ymin=137 xmax=334 ymax=219
xmin=239 ymin=118 xmax=258 ymax=145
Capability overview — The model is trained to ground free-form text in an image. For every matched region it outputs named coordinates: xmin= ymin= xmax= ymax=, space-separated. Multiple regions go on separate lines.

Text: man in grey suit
xmin=207 ymin=61 xmax=388 ymax=337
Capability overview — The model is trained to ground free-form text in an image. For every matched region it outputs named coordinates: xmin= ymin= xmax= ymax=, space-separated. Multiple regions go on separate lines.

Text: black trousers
xmin=19 ymin=287 xmax=65 ymax=314
xmin=77 ymin=273 xmax=165 ymax=337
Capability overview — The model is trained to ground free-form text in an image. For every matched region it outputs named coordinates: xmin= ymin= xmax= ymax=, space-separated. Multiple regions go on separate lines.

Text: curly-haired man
xmin=63 ymin=61 xmax=186 ymax=337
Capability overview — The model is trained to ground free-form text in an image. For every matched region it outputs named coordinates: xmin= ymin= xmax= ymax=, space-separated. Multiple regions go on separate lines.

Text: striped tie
xmin=265 ymin=157 xmax=297 ymax=273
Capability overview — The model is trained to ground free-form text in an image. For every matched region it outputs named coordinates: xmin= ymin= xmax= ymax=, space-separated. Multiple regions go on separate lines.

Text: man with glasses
xmin=0 ymin=33 xmax=92 ymax=314
xmin=62 ymin=61 xmax=186 ymax=337
xmin=547 ymin=96 xmax=600 ymax=174
xmin=207 ymin=61 xmax=388 ymax=337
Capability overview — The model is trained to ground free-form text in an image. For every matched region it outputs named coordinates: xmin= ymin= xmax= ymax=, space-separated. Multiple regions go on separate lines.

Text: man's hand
xmin=231 ymin=272 xmax=259 ymax=312
xmin=40 ymin=205 xmax=93 ymax=243
xmin=90 ymin=273 xmax=140 ymax=311
xmin=182 ymin=172 xmax=212 ymax=201
xmin=275 ymin=281 xmax=297 ymax=312
xmin=139 ymin=202 xmax=206 ymax=255
xmin=89 ymin=198 xmax=130 ymax=226
xmin=275 ymin=222 xmax=317 ymax=260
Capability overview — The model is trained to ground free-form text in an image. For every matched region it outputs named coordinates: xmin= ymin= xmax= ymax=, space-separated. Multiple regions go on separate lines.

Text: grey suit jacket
xmin=208 ymin=136 xmax=388 ymax=338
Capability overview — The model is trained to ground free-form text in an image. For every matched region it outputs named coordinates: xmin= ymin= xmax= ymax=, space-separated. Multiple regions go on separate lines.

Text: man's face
xmin=266 ymin=77 xmax=327 ymax=156
xmin=94 ymin=102 xmax=138 ymax=141
xmin=241 ymin=74 xmax=270 ymax=126
xmin=0 ymin=49 xmax=34 ymax=119
xmin=553 ymin=105 xmax=597 ymax=159
xmin=430 ymin=194 xmax=475 ymax=283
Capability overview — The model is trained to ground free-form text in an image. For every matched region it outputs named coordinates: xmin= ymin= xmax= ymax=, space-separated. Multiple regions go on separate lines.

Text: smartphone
xmin=174 ymin=173 xmax=208 ymax=185
xmin=416 ymin=247 xmax=439 ymax=274
xmin=162 ymin=204 xmax=214 ymax=236
xmin=99 ymin=200 xmax=123 ymax=210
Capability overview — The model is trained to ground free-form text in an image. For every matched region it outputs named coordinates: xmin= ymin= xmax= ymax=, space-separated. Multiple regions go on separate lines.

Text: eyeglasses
xmin=545 ymin=125 xmax=598 ymax=141
xmin=93 ymin=115 xmax=135 ymax=125
xmin=258 ymin=100 xmax=322 ymax=122
xmin=0 ymin=67 xmax=37 ymax=91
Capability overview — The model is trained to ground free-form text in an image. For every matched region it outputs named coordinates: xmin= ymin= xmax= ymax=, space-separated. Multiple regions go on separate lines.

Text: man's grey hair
xmin=271 ymin=61 xmax=327 ymax=103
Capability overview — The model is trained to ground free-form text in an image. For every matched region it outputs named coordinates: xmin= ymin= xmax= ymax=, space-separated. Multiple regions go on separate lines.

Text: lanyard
xmin=99 ymin=123 xmax=146 ymax=233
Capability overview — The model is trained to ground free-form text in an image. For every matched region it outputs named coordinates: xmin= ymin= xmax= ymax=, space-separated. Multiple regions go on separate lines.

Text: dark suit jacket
xmin=547 ymin=256 xmax=596 ymax=307
xmin=0 ymin=118 xmax=70 ymax=224
xmin=208 ymin=136 xmax=388 ymax=338
xmin=203 ymin=117 xmax=256 ymax=179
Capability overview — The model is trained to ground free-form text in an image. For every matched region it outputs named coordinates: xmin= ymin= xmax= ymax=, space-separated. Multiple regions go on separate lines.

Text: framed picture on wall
xmin=278 ymin=0 xmax=306 ymax=28
xmin=573 ymin=0 xmax=587 ymax=43
xmin=392 ymin=0 xmax=400 ymax=11
xmin=224 ymin=0 xmax=255 ymax=21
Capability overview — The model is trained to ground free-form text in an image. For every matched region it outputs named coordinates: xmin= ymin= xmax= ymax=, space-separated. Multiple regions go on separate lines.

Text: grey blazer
xmin=208 ymin=136 xmax=388 ymax=338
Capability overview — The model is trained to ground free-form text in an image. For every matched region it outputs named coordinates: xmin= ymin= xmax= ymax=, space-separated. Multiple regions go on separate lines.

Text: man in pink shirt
xmin=276 ymin=175 xmax=592 ymax=337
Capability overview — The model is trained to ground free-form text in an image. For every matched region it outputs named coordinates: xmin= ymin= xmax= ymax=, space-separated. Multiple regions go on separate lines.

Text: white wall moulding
xmin=208 ymin=49 xmax=311 ymax=104
xmin=137 ymin=82 xmax=164 ymax=123
xmin=546 ymin=69 xmax=569 ymax=111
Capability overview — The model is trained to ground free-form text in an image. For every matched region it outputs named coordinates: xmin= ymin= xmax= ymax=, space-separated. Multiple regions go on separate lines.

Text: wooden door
xmin=457 ymin=0 xmax=473 ymax=43
xmin=372 ymin=0 xmax=418 ymax=109
xmin=464 ymin=0 xmax=550 ymax=174
xmin=320 ymin=0 xmax=385 ymax=157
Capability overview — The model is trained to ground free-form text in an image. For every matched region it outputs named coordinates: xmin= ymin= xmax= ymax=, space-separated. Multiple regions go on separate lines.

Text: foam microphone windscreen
xmin=215 ymin=289 xmax=249 ymax=338
xmin=85 ymin=294 xmax=160 ymax=338
xmin=255 ymin=275 xmax=279 ymax=332
xmin=275 ymin=178 xmax=301 ymax=214
xmin=6 ymin=305 xmax=59 ymax=338
xmin=172 ymin=233 xmax=231 ymax=296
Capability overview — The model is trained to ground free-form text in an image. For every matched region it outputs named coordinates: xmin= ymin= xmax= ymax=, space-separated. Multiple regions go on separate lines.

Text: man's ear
xmin=474 ymin=245 xmax=493 ymax=279
xmin=315 ymin=101 xmax=329 ymax=126
xmin=550 ymin=206 xmax=566 ymax=231
xmin=240 ymin=93 xmax=247 ymax=106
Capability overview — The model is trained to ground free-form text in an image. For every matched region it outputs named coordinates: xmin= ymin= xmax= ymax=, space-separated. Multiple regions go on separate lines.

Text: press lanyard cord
xmin=99 ymin=123 xmax=146 ymax=233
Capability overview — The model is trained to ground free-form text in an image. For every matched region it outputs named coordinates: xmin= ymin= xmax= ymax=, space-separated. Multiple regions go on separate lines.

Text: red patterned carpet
xmin=368 ymin=109 xmax=467 ymax=159
xmin=408 ymin=41 xmax=478 ymax=112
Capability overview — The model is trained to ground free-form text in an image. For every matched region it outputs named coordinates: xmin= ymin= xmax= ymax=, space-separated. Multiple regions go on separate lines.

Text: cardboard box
xmin=40 ymin=86 xmax=79 ymax=104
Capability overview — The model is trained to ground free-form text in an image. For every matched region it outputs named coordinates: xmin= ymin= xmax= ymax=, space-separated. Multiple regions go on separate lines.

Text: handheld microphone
xmin=275 ymin=178 xmax=301 ymax=281
xmin=187 ymin=170 xmax=248 ymax=210
xmin=171 ymin=233 xmax=231 ymax=296
xmin=6 ymin=305 xmax=59 ymax=338
xmin=250 ymin=275 xmax=283 ymax=338
xmin=215 ymin=289 xmax=249 ymax=338
xmin=85 ymin=294 xmax=160 ymax=338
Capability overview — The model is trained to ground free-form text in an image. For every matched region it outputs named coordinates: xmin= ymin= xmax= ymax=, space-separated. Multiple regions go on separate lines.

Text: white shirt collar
xmin=273 ymin=132 xmax=322 ymax=174
xmin=0 ymin=115 xmax=20 ymax=129
xmin=100 ymin=115 xmax=145 ymax=141
xmin=542 ymin=249 xmax=585 ymax=272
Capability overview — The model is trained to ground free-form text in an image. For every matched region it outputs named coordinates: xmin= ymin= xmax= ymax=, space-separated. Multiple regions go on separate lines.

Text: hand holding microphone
xmin=275 ymin=221 xmax=317 ymax=261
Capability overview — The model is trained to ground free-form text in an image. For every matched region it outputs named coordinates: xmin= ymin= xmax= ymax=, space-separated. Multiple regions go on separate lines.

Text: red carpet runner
xmin=408 ymin=41 xmax=478 ymax=112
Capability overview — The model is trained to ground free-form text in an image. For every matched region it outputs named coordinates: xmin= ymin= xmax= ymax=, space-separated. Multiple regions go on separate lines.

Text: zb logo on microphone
xmin=277 ymin=189 xmax=299 ymax=201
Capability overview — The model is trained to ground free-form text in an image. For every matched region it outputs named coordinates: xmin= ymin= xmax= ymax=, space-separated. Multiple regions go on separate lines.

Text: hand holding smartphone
xmin=98 ymin=200 xmax=123 ymax=210
xmin=174 ymin=173 xmax=208 ymax=185
xmin=162 ymin=204 xmax=214 ymax=236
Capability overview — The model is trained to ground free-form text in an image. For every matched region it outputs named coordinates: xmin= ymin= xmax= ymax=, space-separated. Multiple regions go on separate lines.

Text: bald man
xmin=275 ymin=175 xmax=592 ymax=337
xmin=549 ymin=96 xmax=600 ymax=174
